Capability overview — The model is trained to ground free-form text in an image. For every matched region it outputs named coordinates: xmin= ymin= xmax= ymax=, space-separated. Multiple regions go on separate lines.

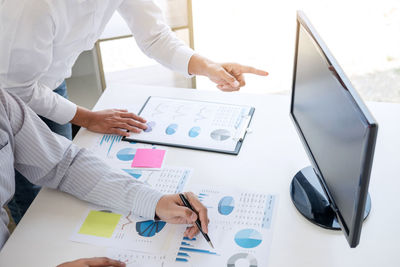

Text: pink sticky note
xmin=131 ymin=148 xmax=166 ymax=168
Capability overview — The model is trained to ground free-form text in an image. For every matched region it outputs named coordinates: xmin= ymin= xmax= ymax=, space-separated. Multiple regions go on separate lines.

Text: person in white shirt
xmin=0 ymin=0 xmax=268 ymax=223
xmin=0 ymin=88 xmax=208 ymax=266
xmin=0 ymin=0 xmax=268 ymax=136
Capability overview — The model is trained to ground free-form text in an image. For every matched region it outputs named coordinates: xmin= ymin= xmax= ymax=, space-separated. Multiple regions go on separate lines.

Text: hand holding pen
xmin=155 ymin=192 xmax=211 ymax=242
xmin=179 ymin=193 xmax=214 ymax=248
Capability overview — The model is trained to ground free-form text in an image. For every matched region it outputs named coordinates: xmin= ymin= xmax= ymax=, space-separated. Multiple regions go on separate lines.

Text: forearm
xmin=58 ymin=147 xmax=163 ymax=218
xmin=118 ymin=0 xmax=194 ymax=76
xmin=6 ymin=90 xmax=162 ymax=218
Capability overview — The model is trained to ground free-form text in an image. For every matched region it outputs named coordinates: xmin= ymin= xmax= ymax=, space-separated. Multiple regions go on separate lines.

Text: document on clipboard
xmin=122 ymin=96 xmax=255 ymax=155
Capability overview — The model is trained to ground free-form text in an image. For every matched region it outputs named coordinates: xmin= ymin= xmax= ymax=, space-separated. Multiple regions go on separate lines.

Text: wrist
xmin=154 ymin=195 xmax=165 ymax=219
xmin=70 ymin=106 xmax=93 ymax=128
xmin=188 ymin=54 xmax=214 ymax=76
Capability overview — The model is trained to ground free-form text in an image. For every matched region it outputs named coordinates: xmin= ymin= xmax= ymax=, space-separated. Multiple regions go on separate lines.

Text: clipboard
xmin=122 ymin=96 xmax=255 ymax=155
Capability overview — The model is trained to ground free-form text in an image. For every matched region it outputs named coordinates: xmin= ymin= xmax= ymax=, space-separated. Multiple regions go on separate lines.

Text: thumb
xmin=173 ymin=206 xmax=198 ymax=223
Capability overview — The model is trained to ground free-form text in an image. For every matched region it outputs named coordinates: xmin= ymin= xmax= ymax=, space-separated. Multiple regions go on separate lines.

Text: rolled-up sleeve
xmin=0 ymin=1 xmax=77 ymax=125
xmin=118 ymin=0 xmax=195 ymax=77
xmin=1 ymin=90 xmax=162 ymax=218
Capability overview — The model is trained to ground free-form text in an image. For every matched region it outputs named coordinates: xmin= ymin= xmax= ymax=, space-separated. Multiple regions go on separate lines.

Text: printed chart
xmin=196 ymin=187 xmax=276 ymax=231
xmin=89 ymin=134 xmax=190 ymax=194
xmin=90 ymin=134 xmax=154 ymax=169
xmin=70 ymin=167 xmax=191 ymax=253
xmin=72 ymin=181 xmax=277 ymax=267
xmin=126 ymin=96 xmax=254 ymax=153
xmin=70 ymin=208 xmax=184 ymax=253
xmin=172 ymin=185 xmax=278 ymax=267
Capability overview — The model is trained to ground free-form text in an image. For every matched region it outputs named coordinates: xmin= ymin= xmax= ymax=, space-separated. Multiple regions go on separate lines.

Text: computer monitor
xmin=289 ymin=11 xmax=378 ymax=248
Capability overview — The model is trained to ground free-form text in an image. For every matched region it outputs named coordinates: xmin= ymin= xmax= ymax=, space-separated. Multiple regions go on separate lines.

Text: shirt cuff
xmin=132 ymin=187 xmax=164 ymax=219
xmin=50 ymin=96 xmax=77 ymax=125
xmin=171 ymin=46 xmax=196 ymax=78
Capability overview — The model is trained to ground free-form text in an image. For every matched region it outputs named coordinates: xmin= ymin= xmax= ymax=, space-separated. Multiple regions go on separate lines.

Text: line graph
xmin=121 ymin=212 xmax=134 ymax=230
xmin=173 ymin=105 xmax=187 ymax=119
xmin=151 ymin=103 xmax=164 ymax=117
xmin=194 ymin=106 xmax=208 ymax=122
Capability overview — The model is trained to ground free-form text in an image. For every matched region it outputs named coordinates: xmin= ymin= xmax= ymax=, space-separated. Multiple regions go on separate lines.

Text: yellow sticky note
xmin=78 ymin=210 xmax=121 ymax=238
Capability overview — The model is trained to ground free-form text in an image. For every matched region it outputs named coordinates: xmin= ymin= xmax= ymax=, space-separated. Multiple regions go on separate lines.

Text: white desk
xmin=0 ymin=84 xmax=399 ymax=266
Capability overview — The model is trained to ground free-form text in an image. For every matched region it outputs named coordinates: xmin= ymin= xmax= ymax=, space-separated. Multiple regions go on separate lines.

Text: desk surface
xmin=1 ymin=84 xmax=399 ymax=267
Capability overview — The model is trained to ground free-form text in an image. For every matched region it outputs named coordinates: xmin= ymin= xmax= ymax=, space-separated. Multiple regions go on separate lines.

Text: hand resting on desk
xmin=71 ymin=107 xmax=147 ymax=137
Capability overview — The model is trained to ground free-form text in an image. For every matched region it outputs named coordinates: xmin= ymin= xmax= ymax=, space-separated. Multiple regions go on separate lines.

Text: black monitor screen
xmin=291 ymin=16 xmax=376 ymax=243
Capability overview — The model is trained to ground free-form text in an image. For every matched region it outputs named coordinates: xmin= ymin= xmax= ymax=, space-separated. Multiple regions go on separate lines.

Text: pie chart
xmin=218 ymin=196 xmax=234 ymax=215
xmin=210 ymin=129 xmax=231 ymax=141
xmin=122 ymin=169 xmax=142 ymax=179
xmin=116 ymin=148 xmax=136 ymax=161
xmin=227 ymin=253 xmax=257 ymax=267
xmin=188 ymin=126 xmax=201 ymax=138
xmin=136 ymin=220 xmax=166 ymax=237
xmin=234 ymin=229 xmax=262 ymax=249
xmin=166 ymin=123 xmax=178 ymax=135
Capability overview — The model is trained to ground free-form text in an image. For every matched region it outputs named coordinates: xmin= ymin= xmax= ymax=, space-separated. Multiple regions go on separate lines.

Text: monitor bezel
xmin=289 ymin=11 xmax=378 ymax=247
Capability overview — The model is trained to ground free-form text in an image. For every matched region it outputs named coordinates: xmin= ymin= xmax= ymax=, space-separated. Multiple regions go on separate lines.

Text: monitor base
xmin=290 ymin=166 xmax=371 ymax=230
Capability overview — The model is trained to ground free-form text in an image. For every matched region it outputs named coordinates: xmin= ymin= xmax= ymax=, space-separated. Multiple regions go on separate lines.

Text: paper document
xmin=71 ymin=207 xmax=184 ymax=253
xmin=169 ymin=185 xmax=278 ymax=266
xmin=90 ymin=134 xmax=154 ymax=170
xmin=101 ymin=185 xmax=278 ymax=267
xmin=70 ymin=165 xmax=192 ymax=252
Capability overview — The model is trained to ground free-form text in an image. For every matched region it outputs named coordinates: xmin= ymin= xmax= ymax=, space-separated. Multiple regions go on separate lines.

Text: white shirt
xmin=0 ymin=88 xmax=163 ymax=249
xmin=0 ymin=0 xmax=194 ymax=124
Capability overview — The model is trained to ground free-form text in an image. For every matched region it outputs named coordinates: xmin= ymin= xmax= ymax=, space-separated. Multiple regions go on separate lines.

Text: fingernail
xmin=233 ymin=81 xmax=240 ymax=87
xmin=190 ymin=213 xmax=197 ymax=221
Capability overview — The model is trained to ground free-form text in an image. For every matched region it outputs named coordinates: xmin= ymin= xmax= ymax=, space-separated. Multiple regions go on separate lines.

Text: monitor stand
xmin=290 ymin=166 xmax=371 ymax=230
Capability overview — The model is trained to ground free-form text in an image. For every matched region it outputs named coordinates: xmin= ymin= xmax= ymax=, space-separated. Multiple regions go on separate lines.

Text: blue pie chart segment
xmin=136 ymin=220 xmax=166 ymax=237
xmin=116 ymin=148 xmax=136 ymax=161
xmin=234 ymin=229 xmax=262 ymax=249
xmin=218 ymin=196 xmax=235 ymax=215
xmin=166 ymin=123 xmax=178 ymax=135
xmin=188 ymin=126 xmax=201 ymax=138
xmin=122 ymin=169 xmax=142 ymax=179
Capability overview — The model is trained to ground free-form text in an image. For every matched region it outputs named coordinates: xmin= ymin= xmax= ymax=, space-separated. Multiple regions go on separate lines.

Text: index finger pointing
xmin=240 ymin=65 xmax=269 ymax=76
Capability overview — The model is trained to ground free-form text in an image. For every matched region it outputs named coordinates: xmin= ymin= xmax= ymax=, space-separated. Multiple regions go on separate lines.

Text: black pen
xmin=179 ymin=193 xmax=214 ymax=249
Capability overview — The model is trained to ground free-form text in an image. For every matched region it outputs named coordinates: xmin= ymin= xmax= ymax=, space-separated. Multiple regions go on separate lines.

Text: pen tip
xmin=208 ymin=241 xmax=215 ymax=249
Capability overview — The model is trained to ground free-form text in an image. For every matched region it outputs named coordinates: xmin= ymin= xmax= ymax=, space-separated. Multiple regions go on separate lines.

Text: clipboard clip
xmin=233 ymin=115 xmax=251 ymax=141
